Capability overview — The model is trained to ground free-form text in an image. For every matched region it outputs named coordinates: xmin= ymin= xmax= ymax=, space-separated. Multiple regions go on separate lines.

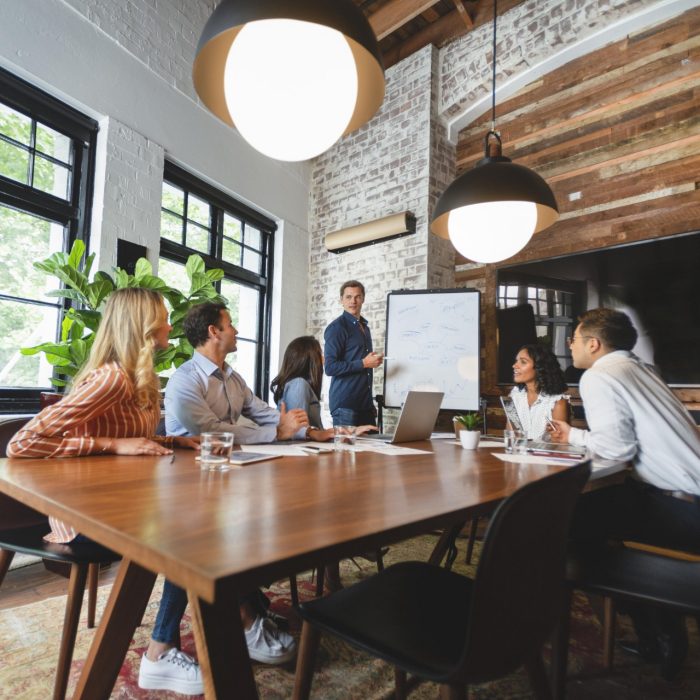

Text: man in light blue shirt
xmin=166 ymin=304 xmax=309 ymax=443
xmin=139 ymin=302 xmax=306 ymax=693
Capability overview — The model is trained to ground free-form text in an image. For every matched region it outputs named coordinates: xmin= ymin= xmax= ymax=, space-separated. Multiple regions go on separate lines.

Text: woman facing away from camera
xmin=7 ymin=287 xmax=208 ymax=695
xmin=510 ymin=343 xmax=569 ymax=440
xmin=271 ymin=335 xmax=381 ymax=591
xmin=270 ymin=335 xmax=335 ymax=442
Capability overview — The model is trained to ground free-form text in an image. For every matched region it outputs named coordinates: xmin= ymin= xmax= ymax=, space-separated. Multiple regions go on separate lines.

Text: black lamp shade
xmin=431 ymin=157 xmax=559 ymax=239
xmin=193 ymin=0 xmax=385 ymax=134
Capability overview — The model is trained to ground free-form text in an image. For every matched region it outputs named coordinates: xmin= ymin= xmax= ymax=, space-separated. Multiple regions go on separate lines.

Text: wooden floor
xmin=1 ymin=559 xmax=119 ymax=610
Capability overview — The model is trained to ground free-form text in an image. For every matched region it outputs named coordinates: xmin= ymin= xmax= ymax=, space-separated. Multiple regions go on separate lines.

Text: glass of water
xmin=200 ymin=432 xmax=234 ymax=470
xmin=333 ymin=425 xmax=357 ymax=451
xmin=503 ymin=429 xmax=526 ymax=455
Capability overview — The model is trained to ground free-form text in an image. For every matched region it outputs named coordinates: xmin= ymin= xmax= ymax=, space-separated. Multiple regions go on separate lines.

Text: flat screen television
xmin=496 ymin=231 xmax=700 ymax=387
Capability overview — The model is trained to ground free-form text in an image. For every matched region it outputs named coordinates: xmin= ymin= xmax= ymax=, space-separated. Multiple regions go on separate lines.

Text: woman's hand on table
xmin=356 ymin=425 xmax=379 ymax=436
xmin=103 ymin=437 xmax=173 ymax=455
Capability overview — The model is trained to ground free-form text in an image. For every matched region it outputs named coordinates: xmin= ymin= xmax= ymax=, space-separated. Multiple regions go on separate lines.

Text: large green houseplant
xmin=21 ymin=239 xmax=225 ymax=389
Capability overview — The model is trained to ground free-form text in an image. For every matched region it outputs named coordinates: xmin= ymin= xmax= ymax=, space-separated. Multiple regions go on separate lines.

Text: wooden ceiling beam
xmin=382 ymin=0 xmax=526 ymax=69
xmin=368 ymin=0 xmax=442 ymax=41
xmin=451 ymin=0 xmax=474 ymax=29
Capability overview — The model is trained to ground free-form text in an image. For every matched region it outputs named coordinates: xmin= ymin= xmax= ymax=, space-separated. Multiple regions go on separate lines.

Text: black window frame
xmin=159 ymin=161 xmax=276 ymax=400
xmin=0 ymin=67 xmax=97 ymax=414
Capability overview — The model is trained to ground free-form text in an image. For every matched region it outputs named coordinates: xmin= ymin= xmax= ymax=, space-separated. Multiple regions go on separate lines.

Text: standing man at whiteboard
xmin=324 ymin=280 xmax=383 ymax=426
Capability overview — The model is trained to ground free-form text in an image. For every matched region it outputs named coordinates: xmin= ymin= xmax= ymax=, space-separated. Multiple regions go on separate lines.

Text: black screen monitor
xmin=496 ymin=231 xmax=700 ymax=387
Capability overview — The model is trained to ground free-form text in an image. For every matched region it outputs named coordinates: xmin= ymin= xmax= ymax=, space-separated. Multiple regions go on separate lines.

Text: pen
xmin=383 ymin=357 xmax=394 ymax=361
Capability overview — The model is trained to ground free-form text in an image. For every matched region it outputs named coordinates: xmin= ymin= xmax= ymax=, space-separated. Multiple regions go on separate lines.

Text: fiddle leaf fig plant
xmin=21 ymin=239 xmax=225 ymax=387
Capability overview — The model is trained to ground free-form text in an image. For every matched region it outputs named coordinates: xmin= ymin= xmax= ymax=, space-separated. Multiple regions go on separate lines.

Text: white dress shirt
xmin=509 ymin=386 xmax=567 ymax=440
xmin=164 ymin=351 xmax=305 ymax=444
xmin=568 ymin=351 xmax=700 ymax=494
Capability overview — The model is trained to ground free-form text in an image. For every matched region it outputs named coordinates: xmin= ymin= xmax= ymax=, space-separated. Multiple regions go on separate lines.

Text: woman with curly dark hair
xmin=510 ymin=343 xmax=569 ymax=439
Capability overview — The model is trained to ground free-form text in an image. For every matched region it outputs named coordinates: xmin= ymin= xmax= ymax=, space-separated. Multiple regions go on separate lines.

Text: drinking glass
xmin=333 ymin=425 xmax=357 ymax=451
xmin=200 ymin=432 xmax=234 ymax=470
xmin=503 ymin=429 xmax=525 ymax=455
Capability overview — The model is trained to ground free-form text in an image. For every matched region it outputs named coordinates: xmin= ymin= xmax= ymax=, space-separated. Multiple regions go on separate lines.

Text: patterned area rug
xmin=1 ymin=534 xmax=698 ymax=699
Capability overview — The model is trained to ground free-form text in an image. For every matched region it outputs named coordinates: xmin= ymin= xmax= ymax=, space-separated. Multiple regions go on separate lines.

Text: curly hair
xmin=270 ymin=336 xmax=323 ymax=404
xmin=515 ymin=343 xmax=567 ymax=396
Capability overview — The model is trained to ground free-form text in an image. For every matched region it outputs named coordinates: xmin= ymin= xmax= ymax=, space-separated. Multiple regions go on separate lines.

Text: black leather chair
xmin=552 ymin=541 xmax=700 ymax=696
xmin=292 ymin=461 xmax=591 ymax=700
xmin=0 ymin=417 xmax=120 ymax=700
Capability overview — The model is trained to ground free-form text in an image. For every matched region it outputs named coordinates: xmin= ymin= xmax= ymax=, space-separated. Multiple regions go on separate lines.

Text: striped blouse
xmin=7 ymin=362 xmax=161 ymax=542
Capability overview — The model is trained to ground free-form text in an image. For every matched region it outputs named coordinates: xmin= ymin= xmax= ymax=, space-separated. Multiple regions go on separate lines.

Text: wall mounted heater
xmin=325 ymin=211 xmax=416 ymax=254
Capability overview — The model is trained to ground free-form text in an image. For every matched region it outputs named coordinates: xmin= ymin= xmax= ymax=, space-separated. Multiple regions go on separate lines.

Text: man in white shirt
xmin=550 ymin=307 xmax=700 ymax=679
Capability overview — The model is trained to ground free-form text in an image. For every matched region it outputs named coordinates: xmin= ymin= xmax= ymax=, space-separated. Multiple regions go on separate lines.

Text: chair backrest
xmin=0 ymin=417 xmax=49 ymax=530
xmin=458 ymin=460 xmax=591 ymax=683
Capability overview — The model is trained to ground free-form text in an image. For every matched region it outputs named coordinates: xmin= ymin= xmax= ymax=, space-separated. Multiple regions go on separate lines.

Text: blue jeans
xmin=151 ymin=581 xmax=262 ymax=644
xmin=331 ymin=407 xmax=376 ymax=427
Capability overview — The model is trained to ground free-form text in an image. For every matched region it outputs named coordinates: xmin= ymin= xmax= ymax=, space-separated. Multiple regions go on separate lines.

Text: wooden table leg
xmin=189 ymin=587 xmax=258 ymax=700
xmin=72 ymin=559 xmax=156 ymax=700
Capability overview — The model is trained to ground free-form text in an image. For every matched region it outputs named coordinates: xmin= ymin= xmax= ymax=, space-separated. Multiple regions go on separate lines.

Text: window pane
xmin=35 ymin=123 xmax=72 ymax=163
xmin=228 ymin=338 xmax=257 ymax=387
xmin=0 ymin=104 xmax=31 ymax=145
xmin=187 ymin=193 xmax=210 ymax=227
xmin=242 ymin=247 xmax=261 ymax=274
xmin=222 ymin=237 xmax=242 ymax=266
xmin=162 ymin=182 xmax=185 ymax=215
xmin=223 ymin=214 xmax=242 ymax=242
xmin=245 ymin=225 xmax=261 ymax=251
xmin=161 ymin=211 xmax=183 ymax=244
xmin=186 ymin=221 xmax=209 ymax=253
xmin=0 ymin=205 xmax=65 ymax=302
xmin=0 ymin=298 xmax=58 ymax=388
xmin=157 ymin=257 xmax=190 ymax=306
xmin=0 ymin=139 xmax=29 ymax=184
xmin=33 ymin=155 xmax=71 ymax=199
xmin=221 ymin=279 xmax=259 ymax=340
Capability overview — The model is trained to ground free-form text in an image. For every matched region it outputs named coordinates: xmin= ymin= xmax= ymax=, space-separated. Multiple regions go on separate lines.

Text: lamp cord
xmin=491 ymin=0 xmax=497 ymax=131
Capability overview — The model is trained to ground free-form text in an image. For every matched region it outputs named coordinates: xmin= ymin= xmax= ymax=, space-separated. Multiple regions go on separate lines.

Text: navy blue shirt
xmin=324 ymin=310 xmax=374 ymax=413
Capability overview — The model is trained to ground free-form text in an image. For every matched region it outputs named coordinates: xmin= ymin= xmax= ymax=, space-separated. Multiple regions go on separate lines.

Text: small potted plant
xmin=453 ymin=412 xmax=482 ymax=450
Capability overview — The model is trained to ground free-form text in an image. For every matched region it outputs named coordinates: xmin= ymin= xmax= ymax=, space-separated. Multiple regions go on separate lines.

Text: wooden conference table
xmin=0 ymin=440 xmax=620 ymax=699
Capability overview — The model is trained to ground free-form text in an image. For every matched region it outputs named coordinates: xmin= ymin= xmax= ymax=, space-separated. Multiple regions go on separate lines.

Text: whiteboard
xmin=383 ymin=289 xmax=480 ymax=410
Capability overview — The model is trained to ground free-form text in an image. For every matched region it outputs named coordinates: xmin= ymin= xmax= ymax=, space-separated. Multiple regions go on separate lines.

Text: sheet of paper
xmin=448 ymin=439 xmax=504 ymax=448
xmin=430 ymin=432 xmax=457 ymax=439
xmin=492 ymin=452 xmax=583 ymax=466
xmin=351 ymin=442 xmax=432 ymax=456
xmin=239 ymin=443 xmax=318 ymax=457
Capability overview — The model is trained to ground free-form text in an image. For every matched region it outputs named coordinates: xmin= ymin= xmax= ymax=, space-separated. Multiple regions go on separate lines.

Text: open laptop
xmin=499 ymin=395 xmax=585 ymax=456
xmin=363 ymin=390 xmax=444 ymax=444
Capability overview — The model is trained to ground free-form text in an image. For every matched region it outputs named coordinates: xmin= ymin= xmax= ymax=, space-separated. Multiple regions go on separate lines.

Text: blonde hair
xmin=71 ymin=288 xmax=167 ymax=410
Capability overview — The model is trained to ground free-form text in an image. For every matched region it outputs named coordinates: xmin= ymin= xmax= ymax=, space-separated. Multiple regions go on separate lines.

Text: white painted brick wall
xmin=62 ymin=0 xmax=216 ymax=102
xmin=90 ymin=117 xmax=164 ymax=274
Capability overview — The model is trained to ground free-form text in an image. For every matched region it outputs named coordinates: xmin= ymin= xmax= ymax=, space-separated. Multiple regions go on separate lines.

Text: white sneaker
xmin=138 ymin=648 xmax=204 ymax=695
xmin=245 ymin=615 xmax=297 ymax=665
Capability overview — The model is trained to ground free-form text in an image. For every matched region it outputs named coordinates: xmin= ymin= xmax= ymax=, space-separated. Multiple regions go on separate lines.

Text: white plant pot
xmin=459 ymin=430 xmax=480 ymax=450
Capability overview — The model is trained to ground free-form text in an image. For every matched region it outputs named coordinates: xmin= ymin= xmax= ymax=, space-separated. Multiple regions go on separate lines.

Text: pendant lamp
xmin=430 ymin=0 xmax=558 ymax=263
xmin=193 ymin=0 xmax=385 ymax=162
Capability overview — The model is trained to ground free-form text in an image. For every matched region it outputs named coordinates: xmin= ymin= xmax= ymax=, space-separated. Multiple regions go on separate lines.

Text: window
xmin=159 ymin=162 xmax=275 ymax=398
xmin=0 ymin=68 xmax=97 ymax=412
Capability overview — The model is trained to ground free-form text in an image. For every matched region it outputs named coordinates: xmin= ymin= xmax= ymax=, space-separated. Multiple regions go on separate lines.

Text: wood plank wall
xmin=455 ymin=6 xmax=700 ymax=410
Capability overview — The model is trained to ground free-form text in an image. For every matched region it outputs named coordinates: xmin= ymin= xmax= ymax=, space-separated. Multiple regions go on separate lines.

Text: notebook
xmin=362 ymin=390 xmax=444 ymax=444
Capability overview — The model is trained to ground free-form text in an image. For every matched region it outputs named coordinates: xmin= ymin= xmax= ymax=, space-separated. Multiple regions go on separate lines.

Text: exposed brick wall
xmin=91 ymin=117 xmax=164 ymax=273
xmin=63 ymin=0 xmax=215 ymax=103
xmin=440 ymin=0 xmax=652 ymax=121
xmin=308 ymin=45 xmax=436 ymax=407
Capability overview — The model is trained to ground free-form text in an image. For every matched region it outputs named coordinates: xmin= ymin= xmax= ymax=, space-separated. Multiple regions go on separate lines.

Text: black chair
xmin=552 ymin=541 xmax=700 ymax=696
xmin=293 ymin=461 xmax=591 ymax=700
xmin=0 ymin=417 xmax=120 ymax=700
